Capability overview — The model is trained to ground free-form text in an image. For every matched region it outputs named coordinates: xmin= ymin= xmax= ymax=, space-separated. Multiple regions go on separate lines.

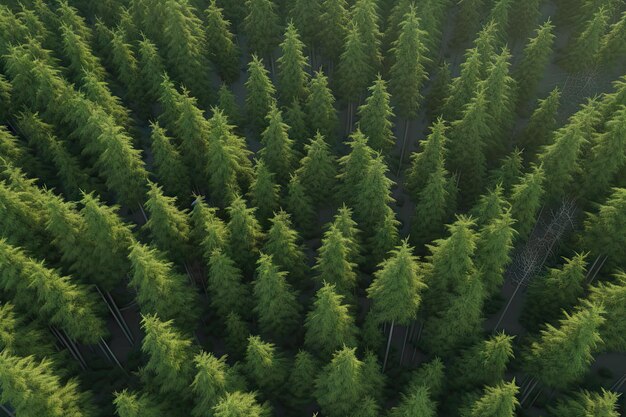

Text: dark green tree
xmin=287 ymin=350 xmax=320 ymax=408
xmin=295 ymin=132 xmax=337 ymax=205
xmin=463 ymin=380 xmax=519 ymax=417
xmin=406 ymin=118 xmax=447 ymax=196
xmin=314 ymin=224 xmax=357 ymax=297
xmin=249 ymin=159 xmax=280 ymax=227
xmin=509 ymin=165 xmax=545 ymax=239
xmin=355 ymin=154 xmax=396 ymax=237
xmin=217 ymin=84 xmax=242 ymax=128
xmin=488 ymin=150 xmax=523 ymax=194
xmin=306 ymin=70 xmax=337 ymax=140
xmin=285 ymin=173 xmax=316 ymax=234
xmin=338 ymin=129 xmax=375 ymax=206
xmin=245 ymin=56 xmax=277 ymax=135
xmin=598 ymin=10 xmax=626 ymax=66
xmin=283 ymin=98 xmax=309 ymax=151
xmin=564 ymin=7 xmax=609 ymax=71
xmin=277 ymin=22 xmax=309 ymax=104
xmin=149 ymin=121 xmax=191 ymax=201
xmin=319 ymin=0 xmax=349 ymax=64
xmin=583 ymin=187 xmax=626 ymax=269
xmin=259 ymin=105 xmax=296 ymax=183
xmin=351 ymin=0 xmax=382 ymax=72
xmin=212 ymin=392 xmax=267 ymax=417
xmin=262 ymin=210 xmax=308 ymax=283
xmin=331 ymin=204 xmax=365 ymax=266
xmin=138 ymin=36 xmax=166 ymax=104
xmin=357 ymin=75 xmax=395 ymax=152
xmin=509 ymin=0 xmax=542 ymax=39
xmin=205 ymin=0 xmax=240 ymax=83
xmin=191 ymin=352 xmax=228 ymax=417
xmin=412 ymin=165 xmax=452 ymax=247
xmin=244 ymin=335 xmax=287 ymax=392
xmin=227 ymin=196 xmax=264 ymax=274
xmin=207 ymin=249 xmax=251 ymax=320
xmin=443 ymin=47 xmax=482 ymax=119
xmin=587 ymin=273 xmax=626 ymax=352
xmin=389 ymin=385 xmax=436 ymax=417
xmin=114 ymin=390 xmax=163 ymax=417
xmin=550 ymin=389 xmax=620 ymax=417
xmin=515 ymin=20 xmax=555 ymax=108
xmin=518 ymin=87 xmax=561 ymax=157
xmin=243 ymin=0 xmax=280 ymax=59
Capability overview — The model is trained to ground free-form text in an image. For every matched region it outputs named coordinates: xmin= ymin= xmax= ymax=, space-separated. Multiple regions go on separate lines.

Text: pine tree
xmin=109 ymin=27 xmax=139 ymax=99
xmin=158 ymin=74 xmax=185 ymax=133
xmin=143 ymin=182 xmax=190 ymax=262
xmin=475 ymin=209 xmax=516 ymax=297
xmin=598 ymin=10 xmax=626 ymax=66
xmin=509 ymin=165 xmax=545 ymax=239
xmin=406 ymin=118 xmax=447 ymax=196
xmin=314 ymin=224 xmax=357 ymax=297
xmin=213 ymin=391 xmax=266 ymax=417
xmin=389 ymin=6 xmax=428 ymax=123
xmin=407 ymin=359 xmax=446 ymax=398
xmin=259 ymin=105 xmax=296 ymax=183
xmin=453 ymin=0 xmax=486 ymax=44
xmin=550 ymin=389 xmax=620 ymax=417
xmin=488 ymin=150 xmax=523 ymax=194
xmin=244 ymin=0 xmax=280 ymax=59
xmin=249 ymin=160 xmax=280 ymax=227
xmin=0 ymin=74 xmax=12 ymax=122
xmin=224 ymin=312 xmax=250 ymax=358
xmin=443 ymin=47 xmax=482 ymax=119
xmin=253 ymin=254 xmax=300 ymax=339
xmin=588 ymin=273 xmax=626 ymax=352
xmin=412 ymin=165 xmax=452 ymax=247
xmin=515 ymin=20 xmax=556 ymax=108
xmin=288 ymin=350 xmax=320 ymax=408
xmin=138 ymin=36 xmax=166 ymax=103
xmin=244 ymin=335 xmax=287 ymax=392
xmin=331 ymin=204 xmax=365 ymax=266
xmin=0 ymin=239 xmax=106 ymax=344
xmin=522 ymin=254 xmax=588 ymax=332
xmin=519 ymin=87 xmax=561 ymax=157
xmin=314 ymin=347 xmax=366 ymax=417
xmin=580 ymin=106 xmax=626 ymax=200
xmin=470 ymin=184 xmax=509 ymax=227
xmin=129 ymin=243 xmax=199 ymax=328
xmin=295 ymin=132 xmax=337 ymax=205
xmin=283 ymin=98 xmax=309 ymax=151
xmin=509 ymin=0 xmax=542 ymax=40
xmin=389 ymin=385 xmax=436 ymax=417
xmin=320 ymin=0 xmax=349 ymax=64
xmin=262 ymin=210 xmax=308 ymax=282
xmin=149 ymin=121 xmax=191 ymax=201
xmin=191 ymin=197 xmax=229 ymax=260
xmin=487 ymin=0 xmax=513 ymax=41
xmin=191 ymin=352 xmax=229 ymax=417
xmin=305 ymin=282 xmax=358 ymax=357
xmin=285 ymin=173 xmax=316 ymax=234
xmin=227 ymin=196 xmax=264 ymax=274
xmin=464 ymin=380 xmax=519 ymax=417
xmin=306 ymin=70 xmax=337 ymax=140
xmin=277 ymin=22 xmax=309 ymax=104
xmin=60 ymin=23 xmax=106 ymax=83
xmin=0 ymin=351 xmax=92 ymax=417
xmin=426 ymin=60 xmax=452 ymax=119
xmin=337 ymin=24 xmax=374 ymax=114
xmin=205 ymin=0 xmax=240 ymax=83
xmin=583 ymin=188 xmax=626 ymax=269
xmin=351 ymin=0 xmax=382 ymax=72
xmin=114 ymin=390 xmax=163 ymax=417
xmin=369 ymin=209 xmax=401 ymax=265
xmin=564 ymin=7 xmax=609 ymax=71
xmin=338 ymin=129 xmax=376 ymax=206
xmin=140 ymin=314 xmax=195 ymax=396
xmin=524 ymin=303 xmax=605 ymax=389
xmin=245 ymin=56 xmax=277 ymax=135
xmin=207 ymin=249 xmax=250 ymax=320
xmin=289 ymin=0 xmax=322 ymax=50
xmin=217 ymin=84 xmax=242 ymax=128
xmin=355 ymin=154 xmax=397 ymax=237
xmin=357 ymin=75 xmax=395 ymax=152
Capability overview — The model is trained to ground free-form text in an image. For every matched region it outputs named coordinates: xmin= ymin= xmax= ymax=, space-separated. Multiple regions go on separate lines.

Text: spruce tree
xmin=259 ymin=105 xmax=296 ymax=183
xmin=140 ymin=314 xmax=195 ymax=396
xmin=470 ymin=184 xmax=509 ymax=227
xmin=369 ymin=210 xmax=401 ymax=265
xmin=244 ymin=335 xmax=287 ymax=392
xmin=193 ymin=198 xmax=229 ymax=259
xmin=337 ymin=129 xmax=376 ymax=206
xmin=314 ymin=347 xmax=366 ymax=417
xmin=412 ymin=165 xmax=452 ymax=247
xmin=443 ymin=47 xmax=482 ymax=119
xmin=149 ymin=121 xmax=191 ymax=201
xmin=564 ymin=7 xmax=609 ymax=71
xmin=109 ymin=27 xmax=139 ymax=99
xmin=489 ymin=150 xmax=524 ymax=195
xmin=314 ymin=224 xmax=357 ymax=297
xmin=475 ymin=209 xmax=516 ymax=297
xmin=515 ymin=20 xmax=555 ymax=108
xmin=285 ymin=173 xmax=316 ymax=234
xmin=331 ymin=204 xmax=365 ymax=266
xmin=295 ymin=132 xmax=337 ymax=205
xmin=244 ymin=0 xmax=280 ymax=59
xmin=288 ymin=350 xmax=320 ymax=408
xmin=524 ymin=303 xmax=605 ymax=389
xmin=464 ymin=380 xmax=519 ymax=417
xmin=389 ymin=385 xmax=436 ymax=417
xmin=351 ymin=0 xmax=382 ymax=72
xmin=357 ymin=74 xmax=395 ymax=152
xmin=453 ymin=0 xmax=486 ymax=44
xmin=509 ymin=0 xmax=542 ymax=40
xmin=262 ymin=210 xmax=308 ymax=282
xmin=129 ymin=243 xmax=199 ymax=328
xmin=306 ymin=70 xmax=337 ymax=140
xmin=355 ymin=154 xmax=396 ymax=237
xmin=114 ymin=390 xmax=163 ymax=417
xmin=143 ymin=181 xmax=190 ymax=262
xmin=550 ymin=389 xmax=620 ymax=417
xmin=138 ymin=37 xmax=166 ymax=103
xmin=226 ymin=195 xmax=264 ymax=274
xmin=249 ymin=159 xmax=280 ymax=227
xmin=191 ymin=352 xmax=229 ymax=417
xmin=583 ymin=187 xmax=626 ymax=269
xmin=319 ymin=0 xmax=349 ymax=64
xmin=509 ymin=165 xmax=545 ymax=239
xmin=426 ymin=61 xmax=452 ymax=119
xmin=207 ymin=249 xmax=251 ymax=320
xmin=205 ymin=0 xmax=240 ymax=83
xmin=245 ymin=56 xmax=277 ymax=135
xmin=337 ymin=24 xmax=374 ymax=117
xmin=253 ymin=254 xmax=300 ymax=340
xmin=598 ymin=10 xmax=626 ymax=66
xmin=283 ymin=98 xmax=309 ymax=151
xmin=519 ymin=87 xmax=561 ymax=158
xmin=213 ymin=391 xmax=267 ymax=417
xmin=224 ymin=312 xmax=250 ymax=359
xmin=277 ymin=22 xmax=309 ymax=104
xmin=406 ymin=118 xmax=447 ymax=196
xmin=587 ymin=273 xmax=626 ymax=352
xmin=217 ymin=84 xmax=242 ymax=128
xmin=305 ymin=282 xmax=358 ymax=357
xmin=487 ymin=0 xmax=513 ymax=41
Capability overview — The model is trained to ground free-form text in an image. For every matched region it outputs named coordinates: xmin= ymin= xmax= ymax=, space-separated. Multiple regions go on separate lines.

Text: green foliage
xmin=149 ymin=122 xmax=190 ymax=200
xmin=509 ymin=0 xmax=541 ymax=39
xmin=488 ymin=150 xmax=523 ymax=194
xmin=244 ymin=0 xmax=280 ymax=58
xmin=338 ymin=129 xmax=376 ymax=206
xmin=315 ymin=224 xmax=357 ymax=297
xmin=320 ymin=0 xmax=349 ymax=63
xmin=509 ymin=165 xmax=545 ymax=239
xmin=289 ymin=0 xmax=322 ymax=48
xmin=287 ymin=350 xmax=320 ymax=407
xmin=444 ymin=47 xmax=482 ymax=119
xmin=406 ymin=118 xmax=447 ymax=196
xmin=262 ymin=210 xmax=308 ymax=282
xmin=191 ymin=352 xmax=229 ymax=417
xmin=453 ymin=0 xmax=486 ymax=44
xmin=350 ymin=0 xmax=382 ymax=72
xmin=213 ymin=391 xmax=267 ymax=417
xmin=285 ymin=173 xmax=316 ymax=233
xmin=245 ymin=335 xmax=287 ymax=392
xmin=193 ymin=198 xmax=229 ymax=259
xmin=306 ymin=70 xmax=337 ymax=140
xmin=331 ymin=204 xmax=365 ymax=265
xmin=564 ymin=7 xmax=609 ymax=71
xmin=295 ymin=132 xmax=337 ymax=204
xmin=259 ymin=105 xmax=295 ymax=183
xmin=283 ymin=98 xmax=309 ymax=151
xmin=587 ymin=272 xmax=626 ymax=351
xmin=114 ymin=390 xmax=163 ymax=417
xmin=519 ymin=88 xmax=561 ymax=157
xmin=357 ymin=75 xmax=395 ymax=152
xmin=389 ymin=385 xmax=436 ymax=417
xmin=227 ymin=195 xmax=264 ymax=274
xmin=218 ymin=84 xmax=242 ymax=128
xmin=205 ymin=0 xmax=240 ymax=83
xmin=245 ymin=56 xmax=277 ymax=135
xmin=550 ymin=389 xmax=620 ymax=417
xmin=355 ymin=154 xmax=397 ymax=237
xmin=598 ymin=10 xmax=626 ymax=65
xmin=337 ymin=24 xmax=374 ymax=103
xmin=277 ymin=22 xmax=309 ymax=104
xmin=583 ymin=188 xmax=626 ymax=269
xmin=207 ymin=250 xmax=250 ymax=320
xmin=412 ymin=165 xmax=451 ymax=247
xmin=463 ymin=380 xmax=519 ymax=417
xmin=515 ymin=20 xmax=555 ymax=107
xmin=249 ymin=159 xmax=280 ymax=226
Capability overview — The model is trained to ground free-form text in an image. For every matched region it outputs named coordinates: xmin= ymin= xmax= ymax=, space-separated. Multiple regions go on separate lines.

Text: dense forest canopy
xmin=0 ymin=0 xmax=625 ymax=416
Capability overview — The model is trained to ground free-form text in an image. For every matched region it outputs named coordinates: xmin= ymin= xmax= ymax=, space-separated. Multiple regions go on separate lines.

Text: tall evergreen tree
xmin=149 ymin=121 xmax=190 ymax=201
xmin=277 ymin=22 xmax=309 ymax=104
xmin=283 ymin=98 xmax=309 ymax=151
xmin=331 ymin=204 xmax=365 ymax=266
xmin=289 ymin=0 xmax=322 ymax=50
xmin=262 ymin=210 xmax=308 ymax=283
xmin=489 ymin=150 xmax=524 ymax=194
xmin=205 ymin=0 xmax=240 ymax=83
xmin=389 ymin=385 xmax=436 ymax=417
xmin=337 ymin=24 xmax=374 ymax=121
xmin=227 ymin=196 xmax=264 ymax=274
xmin=295 ymin=132 xmax=337 ymax=205
xmin=114 ymin=390 xmax=163 ymax=417
xmin=355 ymin=154 xmax=396 ymax=237
xmin=244 ymin=335 xmax=287 ymax=392
xmin=259 ymin=105 xmax=295 ymax=183
xmin=475 ymin=209 xmax=516 ymax=297
xmin=306 ymin=70 xmax=337 ymax=140
xmin=509 ymin=0 xmax=542 ymax=39
xmin=249 ymin=159 xmax=280 ymax=227
xmin=244 ymin=0 xmax=280 ymax=59
xmin=338 ymin=129 xmax=376 ymax=206
xmin=406 ymin=118 xmax=447 ymax=196
xmin=412 ymin=165 xmax=452 ymax=247
xmin=453 ymin=0 xmax=486 ymax=44
xmin=287 ymin=350 xmax=320 ymax=408
xmin=550 ymin=389 xmax=620 ymax=417
xmin=587 ymin=273 xmax=626 ymax=351
xmin=519 ymin=87 xmax=561 ymax=157
xmin=314 ymin=224 xmax=357 ymax=297
xmin=598 ymin=10 xmax=626 ymax=66
xmin=515 ymin=20 xmax=556 ymax=108
xmin=509 ymin=165 xmax=545 ymax=239
xmin=320 ymin=0 xmax=349 ymax=64
xmin=305 ymin=282 xmax=358 ymax=357
xmin=245 ymin=56 xmax=277 ymax=135
xmin=213 ymin=392 xmax=267 ymax=417
xmin=464 ymin=380 xmax=519 ymax=417
xmin=138 ymin=36 xmax=166 ymax=104
xmin=583 ymin=187 xmax=626 ymax=269
xmin=357 ymin=75 xmax=395 ymax=152
xmin=191 ymin=352 xmax=229 ymax=417
xmin=207 ymin=250 xmax=250 ymax=319
xmin=564 ymin=7 xmax=609 ymax=71
xmin=285 ymin=173 xmax=316 ymax=234
xmin=217 ymin=84 xmax=242 ymax=128
xmin=351 ymin=0 xmax=382 ymax=72
xmin=443 ymin=47 xmax=482 ymax=119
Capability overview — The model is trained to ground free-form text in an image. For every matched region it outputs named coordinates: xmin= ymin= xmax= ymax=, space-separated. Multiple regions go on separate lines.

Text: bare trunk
xmin=399 ymin=325 xmax=409 ymax=364
xmin=382 ymin=319 xmax=395 ymax=372
xmin=137 ymin=203 xmax=148 ymax=223
xmin=96 ymin=286 xmax=134 ymax=345
xmin=99 ymin=338 xmax=126 ymax=372
xmin=493 ymin=280 xmax=523 ymax=332
xmin=397 ymin=119 xmax=411 ymax=176
xmin=0 ymin=405 xmax=16 ymax=417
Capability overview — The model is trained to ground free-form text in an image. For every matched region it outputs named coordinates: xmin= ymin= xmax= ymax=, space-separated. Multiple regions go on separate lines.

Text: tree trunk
xmin=0 ymin=405 xmax=16 ymax=417
xmin=397 ymin=119 xmax=411 ymax=176
xmin=399 ymin=325 xmax=409 ymax=365
xmin=383 ymin=319 xmax=395 ymax=372
xmin=96 ymin=286 xmax=134 ymax=345
xmin=137 ymin=203 xmax=148 ymax=223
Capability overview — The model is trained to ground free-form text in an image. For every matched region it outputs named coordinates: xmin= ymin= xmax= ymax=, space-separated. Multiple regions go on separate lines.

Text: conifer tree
xmin=205 ymin=0 xmax=240 ymax=83
xmin=305 ymin=283 xmax=358 ymax=357
xmin=550 ymin=389 xmax=620 ymax=417
xmin=406 ymin=118 xmax=447 ymax=196
xmin=580 ymin=106 xmax=626 ymax=200
xmin=481 ymin=48 xmax=516 ymax=150
xmin=191 ymin=352 xmax=229 ymax=417
xmin=140 ymin=314 xmax=195 ymax=396
xmin=0 ymin=351 xmax=92 ymax=417
xmin=79 ymin=70 xmax=131 ymax=129
xmin=245 ymin=56 xmax=277 ymax=135
xmin=453 ymin=0 xmax=486 ymax=44
xmin=443 ymin=47 xmax=482 ymax=119
xmin=262 ymin=211 xmax=308 ymax=282
xmin=244 ymin=0 xmax=280 ymax=59
xmin=285 ymin=173 xmax=316 ymax=234
xmin=289 ymin=0 xmax=322 ymax=50
xmin=369 ymin=210 xmax=401 ymax=265
xmin=143 ymin=182 xmax=190 ymax=261
xmin=314 ymin=347 xmax=366 ymax=417
xmin=509 ymin=0 xmax=542 ymax=39
xmin=489 ymin=150 xmax=523 ymax=194
xmin=426 ymin=61 xmax=452 ymax=119
xmin=212 ymin=391 xmax=266 ymax=417
xmin=475 ymin=209 xmax=516 ymax=297
xmin=306 ymin=70 xmax=337 ymax=140
xmin=114 ymin=390 xmax=163 ymax=417
xmin=487 ymin=0 xmax=513 ymax=41
xmin=259 ymin=105 xmax=295 ymax=183
xmin=357 ymin=75 xmax=395 ymax=152
xmin=470 ymin=185 xmax=509 ymax=227
xmin=522 ymin=254 xmax=588 ymax=332
xmin=109 ymin=27 xmax=139 ymax=99
xmin=515 ymin=20 xmax=555 ymax=108
xmin=277 ymin=22 xmax=309 ymax=104
xmin=524 ymin=303 xmax=605 ymax=389
xmin=244 ymin=335 xmax=287 ymax=392
xmin=249 ymin=160 xmax=280 ymax=227
xmin=598 ymin=10 xmax=626 ymax=65
xmin=314 ymin=224 xmax=357 ymax=297
xmin=60 ymin=23 xmax=106 ymax=83
xmin=583 ymin=188 xmax=626 ymax=269
xmin=0 ymin=239 xmax=106 ymax=344
xmin=368 ymin=240 xmax=426 ymax=369
xmin=138 ymin=36 xmax=166 ymax=103
xmin=519 ymin=88 xmax=561 ymax=157
xmin=192 ymin=197 xmax=229 ymax=259
xmin=355 ymin=154 xmax=397 ymax=237
xmin=509 ymin=165 xmax=545 ymax=239
xmin=217 ymin=84 xmax=242 ymax=128
xmin=389 ymin=6 xmax=428 ymax=129
xmin=283 ymin=98 xmax=309 ymax=151
xmin=158 ymin=75 xmax=185 ymax=133
xmin=129 ymin=243 xmax=199 ymax=327
xmin=464 ymin=380 xmax=519 ymax=417
xmin=227 ymin=196 xmax=264 ymax=274
xmin=412 ymin=166 xmax=452 ymax=247
xmin=207 ymin=250 xmax=250 ymax=320
xmin=253 ymin=254 xmax=300 ymax=339
xmin=288 ymin=350 xmax=320 ymax=408
xmin=564 ymin=7 xmax=609 ymax=71
xmin=295 ymin=132 xmax=337 ymax=205
xmin=389 ymin=385 xmax=436 ymax=417
xmin=351 ymin=0 xmax=382 ymax=72
xmin=338 ymin=129 xmax=376 ymax=206
xmin=224 ymin=312 xmax=250 ymax=359
xmin=588 ymin=273 xmax=626 ymax=351
xmin=331 ymin=204 xmax=365 ymax=265
xmin=320 ymin=0 xmax=349 ymax=64
xmin=149 ymin=121 xmax=191 ymax=201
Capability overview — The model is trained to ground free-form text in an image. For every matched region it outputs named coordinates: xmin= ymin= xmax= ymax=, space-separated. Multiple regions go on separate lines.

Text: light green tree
xmin=357 ymin=75 xmax=395 ymax=152
xmin=277 ymin=22 xmax=309 ymax=104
